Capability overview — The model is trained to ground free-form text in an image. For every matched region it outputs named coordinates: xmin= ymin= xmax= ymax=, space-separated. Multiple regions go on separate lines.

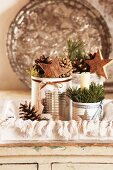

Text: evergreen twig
xmin=67 ymin=39 xmax=89 ymax=61
xmin=66 ymin=83 xmax=105 ymax=103
xmin=67 ymin=39 xmax=91 ymax=73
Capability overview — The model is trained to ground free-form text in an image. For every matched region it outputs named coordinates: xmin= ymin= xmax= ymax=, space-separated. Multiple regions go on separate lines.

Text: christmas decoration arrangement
xmin=65 ymin=39 xmax=113 ymax=120
xmin=20 ymin=39 xmax=113 ymax=122
xmin=1 ymin=39 xmax=113 ymax=141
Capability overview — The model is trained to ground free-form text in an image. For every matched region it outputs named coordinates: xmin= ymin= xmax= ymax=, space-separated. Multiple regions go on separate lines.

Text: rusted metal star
xmin=38 ymin=57 xmax=68 ymax=78
xmin=85 ymin=50 xmax=113 ymax=78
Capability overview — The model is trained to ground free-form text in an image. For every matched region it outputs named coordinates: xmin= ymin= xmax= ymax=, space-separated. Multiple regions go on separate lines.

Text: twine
xmin=32 ymin=78 xmax=72 ymax=89
xmin=91 ymin=100 xmax=103 ymax=120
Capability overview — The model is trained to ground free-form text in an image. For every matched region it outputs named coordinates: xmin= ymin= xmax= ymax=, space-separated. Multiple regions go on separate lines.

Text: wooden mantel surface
xmin=0 ymin=140 xmax=113 ymax=147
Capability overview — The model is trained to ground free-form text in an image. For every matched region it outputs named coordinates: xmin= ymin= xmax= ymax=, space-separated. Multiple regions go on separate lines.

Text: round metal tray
xmin=7 ymin=0 xmax=112 ymax=88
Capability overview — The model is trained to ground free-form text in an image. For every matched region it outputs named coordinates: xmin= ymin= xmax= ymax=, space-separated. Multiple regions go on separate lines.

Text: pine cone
xmin=19 ymin=101 xmax=48 ymax=121
xmin=59 ymin=56 xmax=73 ymax=77
xmin=72 ymin=52 xmax=95 ymax=73
xmin=73 ymin=59 xmax=90 ymax=73
xmin=32 ymin=55 xmax=52 ymax=77
xmin=35 ymin=55 xmax=52 ymax=64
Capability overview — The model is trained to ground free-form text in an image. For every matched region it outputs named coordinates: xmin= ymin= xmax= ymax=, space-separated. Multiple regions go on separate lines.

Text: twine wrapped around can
xmin=31 ymin=76 xmax=72 ymax=120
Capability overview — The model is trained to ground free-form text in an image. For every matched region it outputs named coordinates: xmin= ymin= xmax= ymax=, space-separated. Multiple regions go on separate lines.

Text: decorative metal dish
xmin=7 ymin=0 xmax=111 ymax=88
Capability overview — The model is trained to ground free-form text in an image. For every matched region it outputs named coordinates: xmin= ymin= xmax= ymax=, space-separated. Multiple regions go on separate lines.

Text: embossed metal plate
xmin=7 ymin=0 xmax=111 ymax=88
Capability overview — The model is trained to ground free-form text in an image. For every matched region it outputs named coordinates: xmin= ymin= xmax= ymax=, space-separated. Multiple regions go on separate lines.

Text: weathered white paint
xmin=0 ymin=144 xmax=113 ymax=170
xmin=38 ymin=164 xmax=51 ymax=170
xmin=1 ymin=145 xmax=113 ymax=156
xmin=52 ymin=163 xmax=113 ymax=170
xmin=0 ymin=164 xmax=37 ymax=170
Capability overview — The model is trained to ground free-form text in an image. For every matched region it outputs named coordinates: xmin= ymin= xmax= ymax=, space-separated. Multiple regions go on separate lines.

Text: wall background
xmin=0 ymin=0 xmax=29 ymax=90
xmin=0 ymin=0 xmax=113 ymax=90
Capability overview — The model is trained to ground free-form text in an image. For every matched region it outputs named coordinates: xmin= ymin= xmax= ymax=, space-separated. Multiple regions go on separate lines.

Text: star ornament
xmin=85 ymin=50 xmax=113 ymax=79
xmin=38 ymin=57 xmax=68 ymax=78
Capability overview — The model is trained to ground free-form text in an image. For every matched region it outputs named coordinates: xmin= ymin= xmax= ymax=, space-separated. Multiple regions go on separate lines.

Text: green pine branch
xmin=67 ymin=39 xmax=90 ymax=61
xmin=66 ymin=83 xmax=105 ymax=103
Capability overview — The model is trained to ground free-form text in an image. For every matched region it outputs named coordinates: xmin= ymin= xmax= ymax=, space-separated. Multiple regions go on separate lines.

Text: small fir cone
xmin=59 ymin=56 xmax=73 ymax=77
xmin=19 ymin=101 xmax=48 ymax=121
xmin=72 ymin=53 xmax=95 ymax=73
xmin=73 ymin=59 xmax=90 ymax=73
xmin=35 ymin=55 xmax=52 ymax=64
xmin=32 ymin=55 xmax=52 ymax=77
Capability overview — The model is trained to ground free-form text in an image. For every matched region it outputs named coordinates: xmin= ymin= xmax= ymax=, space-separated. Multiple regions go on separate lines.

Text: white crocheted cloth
xmin=0 ymin=99 xmax=113 ymax=140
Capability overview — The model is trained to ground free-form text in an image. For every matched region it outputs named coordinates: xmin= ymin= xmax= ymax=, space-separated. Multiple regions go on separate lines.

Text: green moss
xmin=27 ymin=66 xmax=40 ymax=77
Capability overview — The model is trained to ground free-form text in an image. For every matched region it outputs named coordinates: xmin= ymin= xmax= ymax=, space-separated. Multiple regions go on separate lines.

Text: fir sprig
xmin=67 ymin=39 xmax=89 ymax=61
xmin=67 ymin=39 xmax=91 ymax=73
xmin=66 ymin=83 xmax=105 ymax=103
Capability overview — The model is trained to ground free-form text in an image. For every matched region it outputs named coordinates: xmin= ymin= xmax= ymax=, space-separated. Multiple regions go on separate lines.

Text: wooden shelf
xmin=0 ymin=140 xmax=113 ymax=147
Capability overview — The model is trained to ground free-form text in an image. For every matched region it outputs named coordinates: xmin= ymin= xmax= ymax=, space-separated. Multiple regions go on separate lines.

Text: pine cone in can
xmin=59 ymin=56 xmax=73 ymax=77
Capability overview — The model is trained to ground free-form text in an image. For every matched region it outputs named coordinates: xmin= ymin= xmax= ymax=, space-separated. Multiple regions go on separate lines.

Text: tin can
xmin=31 ymin=76 xmax=72 ymax=120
